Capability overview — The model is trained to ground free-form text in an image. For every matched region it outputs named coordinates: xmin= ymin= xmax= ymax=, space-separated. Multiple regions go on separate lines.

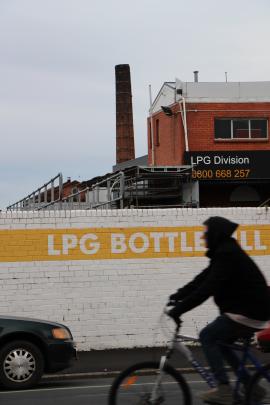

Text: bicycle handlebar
xmin=163 ymin=303 xmax=183 ymax=331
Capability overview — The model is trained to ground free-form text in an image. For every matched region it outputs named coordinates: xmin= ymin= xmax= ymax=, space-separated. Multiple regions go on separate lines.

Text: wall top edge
xmin=0 ymin=207 xmax=269 ymax=219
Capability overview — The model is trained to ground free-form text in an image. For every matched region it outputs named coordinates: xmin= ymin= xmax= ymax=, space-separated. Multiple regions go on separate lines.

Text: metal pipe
xmin=182 ymin=96 xmax=189 ymax=151
xmin=51 ymin=180 xmax=54 ymax=202
xmin=178 ymin=96 xmax=189 ymax=152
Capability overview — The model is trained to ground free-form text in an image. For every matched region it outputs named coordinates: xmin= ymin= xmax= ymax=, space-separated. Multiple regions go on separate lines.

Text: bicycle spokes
xmin=113 ymin=363 xmax=189 ymax=404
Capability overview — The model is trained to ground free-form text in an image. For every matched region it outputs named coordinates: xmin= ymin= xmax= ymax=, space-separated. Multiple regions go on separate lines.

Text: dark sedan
xmin=0 ymin=315 xmax=76 ymax=389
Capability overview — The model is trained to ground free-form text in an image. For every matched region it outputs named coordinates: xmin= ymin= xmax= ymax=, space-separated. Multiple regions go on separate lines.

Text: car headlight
xmin=52 ymin=327 xmax=72 ymax=340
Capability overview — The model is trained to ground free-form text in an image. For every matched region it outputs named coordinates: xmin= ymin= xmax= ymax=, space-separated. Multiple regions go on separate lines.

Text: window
xmin=72 ymin=187 xmax=79 ymax=202
xmin=215 ymin=119 xmax=268 ymax=140
xmin=155 ymin=119 xmax=160 ymax=146
xmin=149 ymin=121 xmax=152 ymax=148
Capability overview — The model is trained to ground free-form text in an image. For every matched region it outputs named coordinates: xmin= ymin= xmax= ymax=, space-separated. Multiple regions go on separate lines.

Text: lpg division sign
xmin=0 ymin=226 xmax=270 ymax=262
xmin=184 ymin=151 xmax=270 ymax=180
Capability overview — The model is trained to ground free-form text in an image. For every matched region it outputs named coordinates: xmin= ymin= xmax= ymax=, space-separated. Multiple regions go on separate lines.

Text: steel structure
xmin=6 ymin=173 xmax=63 ymax=211
xmin=6 ymin=166 xmax=198 ymax=211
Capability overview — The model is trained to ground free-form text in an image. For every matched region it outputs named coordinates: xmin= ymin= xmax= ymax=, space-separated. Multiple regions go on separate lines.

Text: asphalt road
xmin=0 ymin=374 xmax=207 ymax=405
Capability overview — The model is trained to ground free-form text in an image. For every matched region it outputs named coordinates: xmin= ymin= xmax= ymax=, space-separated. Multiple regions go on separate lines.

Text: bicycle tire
xmin=245 ymin=363 xmax=270 ymax=405
xmin=108 ymin=361 xmax=192 ymax=405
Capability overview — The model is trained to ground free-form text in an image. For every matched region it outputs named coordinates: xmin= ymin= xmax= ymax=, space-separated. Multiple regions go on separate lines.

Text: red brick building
xmin=148 ymin=79 xmax=270 ymax=206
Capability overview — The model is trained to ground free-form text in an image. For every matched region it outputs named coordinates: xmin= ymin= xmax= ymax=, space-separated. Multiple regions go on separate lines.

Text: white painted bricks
xmin=0 ymin=207 xmax=269 ymax=350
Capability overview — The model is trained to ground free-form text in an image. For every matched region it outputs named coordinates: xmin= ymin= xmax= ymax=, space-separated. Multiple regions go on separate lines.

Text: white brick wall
xmin=0 ymin=207 xmax=269 ymax=350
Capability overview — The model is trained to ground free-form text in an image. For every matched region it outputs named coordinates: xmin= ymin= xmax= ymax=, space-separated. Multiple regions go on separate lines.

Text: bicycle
xmin=108 ymin=313 xmax=270 ymax=405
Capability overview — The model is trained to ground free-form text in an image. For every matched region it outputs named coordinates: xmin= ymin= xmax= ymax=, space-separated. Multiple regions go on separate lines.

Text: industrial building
xmin=148 ymin=73 xmax=270 ymax=206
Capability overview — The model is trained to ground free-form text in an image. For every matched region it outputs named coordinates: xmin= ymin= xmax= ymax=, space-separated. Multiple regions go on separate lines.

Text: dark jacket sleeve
xmin=171 ymin=257 xmax=227 ymax=316
xmin=171 ymin=267 xmax=210 ymax=300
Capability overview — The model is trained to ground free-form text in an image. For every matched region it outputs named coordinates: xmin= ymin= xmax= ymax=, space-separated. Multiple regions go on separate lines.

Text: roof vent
xmin=193 ymin=70 xmax=199 ymax=82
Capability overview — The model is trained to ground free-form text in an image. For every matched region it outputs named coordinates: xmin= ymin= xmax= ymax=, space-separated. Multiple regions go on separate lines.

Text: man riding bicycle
xmin=168 ymin=216 xmax=270 ymax=404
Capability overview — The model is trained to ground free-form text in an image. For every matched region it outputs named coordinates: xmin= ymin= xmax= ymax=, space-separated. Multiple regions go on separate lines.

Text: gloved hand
xmin=167 ymin=306 xmax=182 ymax=326
xmin=167 ymin=299 xmax=177 ymax=307
xmin=168 ymin=292 xmax=182 ymax=307
xmin=169 ymin=292 xmax=180 ymax=302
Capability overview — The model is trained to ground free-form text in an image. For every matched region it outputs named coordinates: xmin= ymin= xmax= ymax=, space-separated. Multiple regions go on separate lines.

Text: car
xmin=0 ymin=315 xmax=77 ymax=390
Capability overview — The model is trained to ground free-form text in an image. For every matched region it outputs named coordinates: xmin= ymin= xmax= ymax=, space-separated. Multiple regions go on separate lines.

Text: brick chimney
xmin=115 ymin=64 xmax=135 ymax=164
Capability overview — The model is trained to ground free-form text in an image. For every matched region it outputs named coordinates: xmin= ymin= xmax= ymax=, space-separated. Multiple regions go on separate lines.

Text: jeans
xmin=199 ymin=314 xmax=257 ymax=385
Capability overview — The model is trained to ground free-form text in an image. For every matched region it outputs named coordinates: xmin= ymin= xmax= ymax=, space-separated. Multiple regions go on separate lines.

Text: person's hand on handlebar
xmin=169 ymin=292 xmax=180 ymax=302
xmin=167 ymin=299 xmax=178 ymax=307
xmin=166 ymin=300 xmax=182 ymax=326
xmin=167 ymin=293 xmax=183 ymax=307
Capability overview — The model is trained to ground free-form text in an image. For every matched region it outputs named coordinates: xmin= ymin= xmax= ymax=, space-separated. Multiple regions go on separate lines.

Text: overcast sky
xmin=1 ymin=0 xmax=270 ymax=209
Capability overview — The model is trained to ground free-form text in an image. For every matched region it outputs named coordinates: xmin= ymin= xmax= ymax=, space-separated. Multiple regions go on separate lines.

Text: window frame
xmin=155 ymin=119 xmax=160 ymax=146
xmin=214 ymin=118 xmax=268 ymax=141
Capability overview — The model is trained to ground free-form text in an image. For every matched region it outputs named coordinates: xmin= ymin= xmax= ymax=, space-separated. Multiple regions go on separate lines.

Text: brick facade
xmin=148 ymin=102 xmax=270 ymax=166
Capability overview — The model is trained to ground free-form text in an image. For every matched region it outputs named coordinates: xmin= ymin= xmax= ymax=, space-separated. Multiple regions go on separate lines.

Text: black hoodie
xmin=171 ymin=216 xmax=270 ymax=321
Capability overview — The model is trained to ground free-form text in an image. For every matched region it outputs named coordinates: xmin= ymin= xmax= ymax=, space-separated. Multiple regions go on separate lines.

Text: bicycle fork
xmin=150 ymin=355 xmax=168 ymax=403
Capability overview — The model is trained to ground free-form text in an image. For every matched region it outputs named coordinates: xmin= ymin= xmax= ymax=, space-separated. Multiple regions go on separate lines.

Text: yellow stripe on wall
xmin=0 ymin=225 xmax=269 ymax=262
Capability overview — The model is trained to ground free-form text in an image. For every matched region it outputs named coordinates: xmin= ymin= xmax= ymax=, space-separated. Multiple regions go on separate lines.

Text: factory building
xmin=148 ymin=74 xmax=270 ymax=206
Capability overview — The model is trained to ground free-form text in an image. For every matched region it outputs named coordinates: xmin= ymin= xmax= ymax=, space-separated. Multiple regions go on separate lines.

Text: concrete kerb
xmin=42 ymin=367 xmax=198 ymax=382
xmin=41 ymin=345 xmax=204 ymax=382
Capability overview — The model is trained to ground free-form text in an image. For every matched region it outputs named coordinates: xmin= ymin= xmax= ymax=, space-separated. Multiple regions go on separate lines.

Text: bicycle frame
xmin=156 ymin=324 xmax=270 ymax=400
xmin=160 ymin=325 xmax=217 ymax=388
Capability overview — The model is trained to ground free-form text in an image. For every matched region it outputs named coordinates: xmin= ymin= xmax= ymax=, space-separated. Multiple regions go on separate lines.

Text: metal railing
xmin=90 ymin=171 xmax=125 ymax=209
xmin=7 ymin=173 xmax=63 ymax=211
xmin=6 ymin=171 xmax=125 ymax=211
xmin=37 ymin=187 xmax=90 ymax=210
xmin=6 ymin=166 xmax=197 ymax=211
xmin=259 ymin=197 xmax=270 ymax=208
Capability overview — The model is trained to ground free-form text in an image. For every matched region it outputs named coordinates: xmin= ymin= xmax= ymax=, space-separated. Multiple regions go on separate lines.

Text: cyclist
xmin=168 ymin=216 xmax=270 ymax=404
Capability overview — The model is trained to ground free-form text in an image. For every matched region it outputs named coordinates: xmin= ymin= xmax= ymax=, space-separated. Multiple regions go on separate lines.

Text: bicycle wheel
xmin=108 ymin=361 xmax=191 ymax=405
xmin=245 ymin=364 xmax=270 ymax=405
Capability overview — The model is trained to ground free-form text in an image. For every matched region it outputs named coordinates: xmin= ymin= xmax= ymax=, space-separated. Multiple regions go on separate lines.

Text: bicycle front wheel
xmin=108 ymin=361 xmax=191 ymax=405
xmin=245 ymin=364 xmax=270 ymax=405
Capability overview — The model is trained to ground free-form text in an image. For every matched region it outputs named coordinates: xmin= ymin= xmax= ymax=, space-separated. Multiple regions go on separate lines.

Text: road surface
xmin=0 ymin=374 xmax=208 ymax=405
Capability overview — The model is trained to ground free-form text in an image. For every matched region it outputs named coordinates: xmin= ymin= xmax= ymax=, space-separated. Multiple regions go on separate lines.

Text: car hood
xmin=0 ymin=315 xmax=67 ymax=328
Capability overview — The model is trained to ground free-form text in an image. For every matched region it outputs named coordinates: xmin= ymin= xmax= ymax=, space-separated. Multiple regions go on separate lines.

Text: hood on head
xmin=203 ymin=216 xmax=238 ymax=251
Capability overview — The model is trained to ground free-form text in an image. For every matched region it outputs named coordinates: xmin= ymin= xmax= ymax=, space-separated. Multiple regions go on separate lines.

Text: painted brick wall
xmin=0 ymin=208 xmax=270 ymax=351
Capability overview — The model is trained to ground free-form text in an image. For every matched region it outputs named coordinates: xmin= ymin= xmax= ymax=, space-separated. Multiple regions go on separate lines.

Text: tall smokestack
xmin=193 ymin=70 xmax=199 ymax=82
xmin=115 ymin=64 xmax=135 ymax=164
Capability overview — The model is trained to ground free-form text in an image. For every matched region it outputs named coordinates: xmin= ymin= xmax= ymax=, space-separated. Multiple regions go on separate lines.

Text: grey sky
xmin=1 ymin=0 xmax=270 ymax=209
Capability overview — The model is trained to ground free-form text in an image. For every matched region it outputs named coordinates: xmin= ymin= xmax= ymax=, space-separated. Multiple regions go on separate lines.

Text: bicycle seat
xmin=256 ymin=326 xmax=270 ymax=352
